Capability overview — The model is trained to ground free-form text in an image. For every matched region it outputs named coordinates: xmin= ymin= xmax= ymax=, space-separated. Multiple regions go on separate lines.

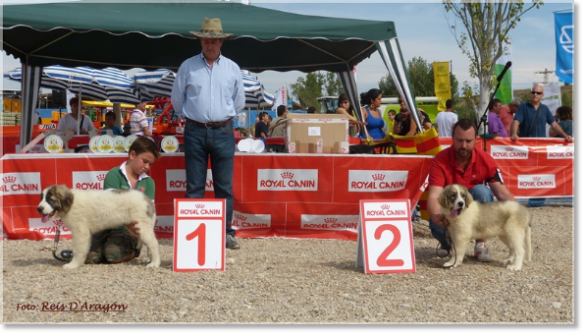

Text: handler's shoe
xmin=437 ymin=246 xmax=452 ymax=258
xmin=226 ymin=235 xmax=240 ymax=250
xmin=474 ymin=242 xmax=494 ymax=262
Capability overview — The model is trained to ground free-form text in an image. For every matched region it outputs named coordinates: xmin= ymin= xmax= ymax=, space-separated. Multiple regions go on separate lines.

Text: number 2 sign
xmin=173 ymin=199 xmax=226 ymax=272
xmin=356 ymin=199 xmax=416 ymax=274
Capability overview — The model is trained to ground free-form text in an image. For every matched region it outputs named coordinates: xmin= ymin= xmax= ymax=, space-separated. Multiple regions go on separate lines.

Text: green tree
xmin=322 ymin=72 xmax=343 ymax=96
xmin=444 ymin=1 xmax=542 ymax=128
xmin=378 ymin=57 xmax=459 ymax=99
xmin=290 ymin=72 xmax=324 ymax=109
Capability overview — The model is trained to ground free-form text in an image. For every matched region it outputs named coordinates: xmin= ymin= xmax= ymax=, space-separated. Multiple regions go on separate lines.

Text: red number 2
xmin=186 ymin=223 xmax=206 ymax=266
xmin=374 ymin=224 xmax=404 ymax=267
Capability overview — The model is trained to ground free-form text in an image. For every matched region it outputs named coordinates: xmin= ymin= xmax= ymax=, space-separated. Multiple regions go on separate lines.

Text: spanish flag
xmin=390 ymin=127 xmax=442 ymax=155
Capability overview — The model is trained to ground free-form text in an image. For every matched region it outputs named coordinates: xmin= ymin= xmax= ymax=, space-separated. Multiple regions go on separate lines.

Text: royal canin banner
xmin=1 ymin=137 xmax=573 ymax=241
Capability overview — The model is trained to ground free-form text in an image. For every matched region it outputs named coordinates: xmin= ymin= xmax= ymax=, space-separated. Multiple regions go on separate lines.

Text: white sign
xmin=173 ymin=199 xmax=226 ymax=272
xmin=356 ymin=199 xmax=416 ymax=274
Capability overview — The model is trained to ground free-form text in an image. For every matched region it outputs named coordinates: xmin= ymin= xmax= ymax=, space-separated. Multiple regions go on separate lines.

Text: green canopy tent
xmin=2 ymin=0 xmax=421 ymax=145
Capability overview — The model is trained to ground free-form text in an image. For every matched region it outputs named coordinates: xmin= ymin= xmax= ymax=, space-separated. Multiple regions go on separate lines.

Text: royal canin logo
xmin=231 ymin=211 xmax=271 ymax=229
xmin=258 ymin=169 xmax=318 ymax=191
xmin=300 ymin=214 xmax=358 ymax=231
xmin=72 ymin=171 xmax=109 ymax=190
xmin=546 ymin=146 xmax=574 ymax=159
xmin=491 ymin=146 xmax=529 ymax=159
xmin=381 ymin=204 xmax=390 ymax=209
xmin=1 ymin=173 xmax=41 ymax=195
xmin=348 ymin=170 xmax=408 ymax=192
xmin=96 ymin=174 xmax=106 ymax=181
xmin=518 ymin=175 xmax=556 ymax=189
xmin=195 ymin=203 xmax=205 ymax=208
xmin=2 ymin=176 xmax=17 ymax=183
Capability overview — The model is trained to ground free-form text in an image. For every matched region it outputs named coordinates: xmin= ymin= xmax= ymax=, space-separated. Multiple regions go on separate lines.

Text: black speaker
xmin=52 ymin=89 xmax=67 ymax=108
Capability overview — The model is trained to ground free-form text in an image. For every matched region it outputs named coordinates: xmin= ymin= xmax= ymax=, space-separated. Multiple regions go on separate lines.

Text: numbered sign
xmin=356 ymin=199 xmax=416 ymax=274
xmin=173 ymin=199 xmax=226 ymax=272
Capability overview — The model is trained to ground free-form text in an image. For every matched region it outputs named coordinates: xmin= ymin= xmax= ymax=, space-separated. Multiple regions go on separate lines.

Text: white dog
xmin=37 ymin=185 xmax=160 ymax=269
xmin=438 ymin=184 xmax=531 ymax=271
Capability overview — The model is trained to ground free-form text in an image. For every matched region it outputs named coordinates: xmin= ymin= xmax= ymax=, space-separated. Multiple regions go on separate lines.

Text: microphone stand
xmin=477 ymin=78 xmax=504 ymax=152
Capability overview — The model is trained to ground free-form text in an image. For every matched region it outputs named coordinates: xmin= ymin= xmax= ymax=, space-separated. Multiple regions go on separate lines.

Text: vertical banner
xmin=554 ymin=11 xmax=574 ymax=84
xmin=271 ymin=86 xmax=287 ymax=111
xmin=541 ymin=83 xmax=562 ymax=114
xmin=432 ymin=62 xmax=451 ymax=111
xmin=494 ymin=42 xmax=512 ymax=105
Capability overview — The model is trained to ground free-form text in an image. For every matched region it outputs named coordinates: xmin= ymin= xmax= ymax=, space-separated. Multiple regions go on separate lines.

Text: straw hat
xmin=190 ymin=18 xmax=233 ymax=39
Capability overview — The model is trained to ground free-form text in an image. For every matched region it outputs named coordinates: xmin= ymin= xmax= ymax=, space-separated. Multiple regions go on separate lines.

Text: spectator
xmin=427 ymin=119 xmax=515 ymax=260
xmin=307 ymin=106 xmax=317 ymax=114
xmin=499 ymin=97 xmax=523 ymax=135
xmin=101 ymin=111 xmax=123 ymax=136
xmin=434 ymin=99 xmax=458 ymax=137
xmin=130 ymin=101 xmax=152 ymax=136
xmin=171 ymin=17 xmax=245 ymax=250
xmin=386 ymin=109 xmax=397 ymax=135
xmin=85 ymin=137 xmax=160 ymax=264
xmin=510 ymin=84 xmax=572 ymax=142
xmin=394 ymin=98 xmax=431 ymax=135
xmin=57 ymin=97 xmax=96 ymax=135
xmin=487 ymin=98 xmax=508 ymax=137
xmin=335 ymin=93 xmax=367 ymax=137
xmin=550 ymin=106 xmax=573 ymax=137
xmin=360 ymin=88 xmax=387 ymax=141
xmin=255 ymin=112 xmax=269 ymax=140
xmin=268 ymin=105 xmax=289 ymax=137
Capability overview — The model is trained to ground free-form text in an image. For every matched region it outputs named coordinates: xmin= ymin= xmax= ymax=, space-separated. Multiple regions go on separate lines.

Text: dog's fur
xmin=37 ymin=185 xmax=160 ymax=269
xmin=438 ymin=184 xmax=531 ymax=271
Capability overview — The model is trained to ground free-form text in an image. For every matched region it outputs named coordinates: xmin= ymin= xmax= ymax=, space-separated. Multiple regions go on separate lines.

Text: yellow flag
xmin=433 ymin=62 xmax=452 ymax=111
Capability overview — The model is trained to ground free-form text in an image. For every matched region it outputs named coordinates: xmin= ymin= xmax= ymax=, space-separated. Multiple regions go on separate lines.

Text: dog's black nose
xmin=37 ymin=206 xmax=44 ymax=214
xmin=457 ymin=201 xmax=464 ymax=207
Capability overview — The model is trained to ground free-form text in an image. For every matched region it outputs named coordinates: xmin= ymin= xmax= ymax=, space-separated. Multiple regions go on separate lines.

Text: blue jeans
xmin=183 ymin=121 xmax=236 ymax=237
xmin=429 ymin=184 xmax=495 ymax=249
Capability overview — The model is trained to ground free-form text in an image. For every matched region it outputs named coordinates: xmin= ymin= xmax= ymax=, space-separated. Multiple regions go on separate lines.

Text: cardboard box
xmin=285 ymin=114 xmax=349 ymax=154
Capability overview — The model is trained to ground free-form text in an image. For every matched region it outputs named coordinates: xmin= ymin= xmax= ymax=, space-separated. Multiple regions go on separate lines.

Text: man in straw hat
xmin=172 ymin=18 xmax=245 ymax=250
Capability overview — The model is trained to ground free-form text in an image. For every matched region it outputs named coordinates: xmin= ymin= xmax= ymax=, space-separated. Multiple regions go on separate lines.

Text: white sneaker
xmin=474 ymin=242 xmax=494 ymax=262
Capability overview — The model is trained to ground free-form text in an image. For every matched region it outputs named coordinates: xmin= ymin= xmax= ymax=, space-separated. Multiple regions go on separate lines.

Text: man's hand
xmin=510 ymin=133 xmax=519 ymax=141
xmin=126 ymin=221 xmax=141 ymax=235
xmin=565 ymin=135 xmax=573 ymax=142
xmin=430 ymin=213 xmax=448 ymax=227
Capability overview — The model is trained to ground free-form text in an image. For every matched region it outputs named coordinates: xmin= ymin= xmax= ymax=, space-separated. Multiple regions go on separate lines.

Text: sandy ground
xmin=1 ymin=206 xmax=574 ymax=324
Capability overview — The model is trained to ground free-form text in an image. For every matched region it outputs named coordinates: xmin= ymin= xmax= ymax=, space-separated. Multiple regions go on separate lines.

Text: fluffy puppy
xmin=438 ymin=184 xmax=531 ymax=271
xmin=37 ymin=185 xmax=160 ymax=269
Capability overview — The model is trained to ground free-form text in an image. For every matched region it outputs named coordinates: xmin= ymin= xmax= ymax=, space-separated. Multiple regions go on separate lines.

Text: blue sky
xmin=1 ymin=0 xmax=576 ymax=97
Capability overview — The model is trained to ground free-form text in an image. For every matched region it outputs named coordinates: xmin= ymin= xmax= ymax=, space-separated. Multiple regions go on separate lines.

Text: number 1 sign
xmin=356 ymin=199 xmax=416 ymax=274
xmin=173 ymin=199 xmax=226 ymax=272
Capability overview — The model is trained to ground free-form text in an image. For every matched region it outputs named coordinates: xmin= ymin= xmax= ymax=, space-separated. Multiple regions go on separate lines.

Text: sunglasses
xmin=531 ymin=91 xmax=543 ymax=95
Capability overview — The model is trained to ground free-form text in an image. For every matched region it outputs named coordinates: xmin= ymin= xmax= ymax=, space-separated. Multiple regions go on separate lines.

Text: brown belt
xmin=185 ymin=118 xmax=233 ymax=129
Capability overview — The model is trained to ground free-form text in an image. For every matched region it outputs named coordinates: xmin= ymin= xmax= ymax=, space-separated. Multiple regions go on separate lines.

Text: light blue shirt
xmin=171 ymin=52 xmax=245 ymax=123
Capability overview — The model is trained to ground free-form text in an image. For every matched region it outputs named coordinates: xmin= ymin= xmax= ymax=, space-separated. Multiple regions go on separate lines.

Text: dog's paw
xmin=442 ymin=262 xmax=455 ymax=268
xmin=63 ymin=263 xmax=80 ymax=270
xmin=146 ymin=262 xmax=160 ymax=268
xmin=506 ymin=264 xmax=522 ymax=271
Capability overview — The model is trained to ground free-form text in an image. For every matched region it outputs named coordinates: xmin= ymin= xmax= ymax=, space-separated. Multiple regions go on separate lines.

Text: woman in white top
xmin=56 ymin=97 xmax=96 ymax=135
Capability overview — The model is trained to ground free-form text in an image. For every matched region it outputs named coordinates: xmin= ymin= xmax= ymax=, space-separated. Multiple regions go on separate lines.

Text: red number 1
xmin=374 ymin=224 xmax=404 ymax=267
xmin=186 ymin=223 xmax=206 ymax=266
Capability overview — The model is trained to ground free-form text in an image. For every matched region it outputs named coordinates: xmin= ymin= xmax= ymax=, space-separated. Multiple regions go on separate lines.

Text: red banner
xmin=1 ymin=153 xmax=433 ymax=241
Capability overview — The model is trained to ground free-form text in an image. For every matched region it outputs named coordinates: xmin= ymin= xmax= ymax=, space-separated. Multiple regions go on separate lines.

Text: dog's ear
xmin=437 ymin=188 xmax=448 ymax=208
xmin=55 ymin=185 xmax=74 ymax=212
xmin=465 ymin=188 xmax=474 ymax=207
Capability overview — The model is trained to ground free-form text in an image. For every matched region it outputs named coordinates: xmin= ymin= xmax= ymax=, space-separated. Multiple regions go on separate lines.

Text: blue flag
xmin=554 ymin=11 xmax=574 ymax=84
